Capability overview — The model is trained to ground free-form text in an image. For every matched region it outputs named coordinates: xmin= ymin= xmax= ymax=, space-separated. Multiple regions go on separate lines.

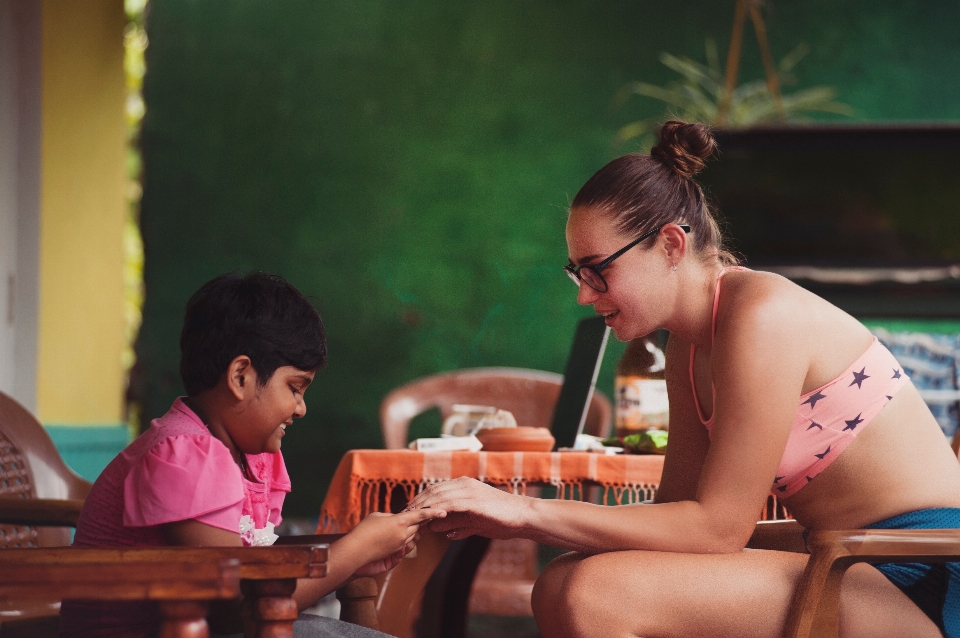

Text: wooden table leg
xmin=158 ymin=600 xmax=211 ymax=638
xmin=242 ymin=578 xmax=299 ymax=638
xmin=337 ymin=576 xmax=380 ymax=630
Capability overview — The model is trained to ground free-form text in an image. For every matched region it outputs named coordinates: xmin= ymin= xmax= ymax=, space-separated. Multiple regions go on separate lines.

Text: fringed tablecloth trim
xmin=320 ymin=475 xmax=660 ymax=532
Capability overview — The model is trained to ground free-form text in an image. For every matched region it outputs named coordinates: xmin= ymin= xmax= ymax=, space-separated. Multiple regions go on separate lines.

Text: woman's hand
xmin=404 ymin=477 xmax=532 ymax=540
xmin=346 ymin=509 xmax=444 ymax=576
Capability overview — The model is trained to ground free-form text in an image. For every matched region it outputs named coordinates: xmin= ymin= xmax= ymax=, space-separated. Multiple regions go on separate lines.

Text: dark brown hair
xmin=571 ymin=120 xmax=737 ymax=265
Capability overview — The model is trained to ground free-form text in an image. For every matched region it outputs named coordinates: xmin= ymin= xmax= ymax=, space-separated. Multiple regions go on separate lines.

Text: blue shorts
xmin=865 ymin=508 xmax=960 ymax=637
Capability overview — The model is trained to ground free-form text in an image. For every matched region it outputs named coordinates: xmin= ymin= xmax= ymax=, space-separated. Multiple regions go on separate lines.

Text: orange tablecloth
xmin=318 ymin=449 xmax=665 ymax=533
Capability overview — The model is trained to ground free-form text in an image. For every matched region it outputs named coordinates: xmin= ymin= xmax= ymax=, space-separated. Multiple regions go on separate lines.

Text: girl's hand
xmin=353 ymin=530 xmax=421 ymax=577
xmin=404 ymin=477 xmax=531 ymax=540
xmin=346 ymin=509 xmax=444 ymax=576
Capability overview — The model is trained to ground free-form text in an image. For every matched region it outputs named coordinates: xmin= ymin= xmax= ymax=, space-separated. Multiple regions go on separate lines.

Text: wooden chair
xmin=0 ymin=391 xmax=361 ymax=638
xmin=745 ymin=430 xmax=960 ymax=638
xmin=379 ymin=366 xmax=613 ymax=620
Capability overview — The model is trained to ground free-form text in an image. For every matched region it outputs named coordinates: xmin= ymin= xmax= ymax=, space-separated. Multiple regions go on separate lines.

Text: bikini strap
xmin=689 ymin=266 xmax=746 ymax=427
xmin=710 ymin=270 xmax=726 ymax=342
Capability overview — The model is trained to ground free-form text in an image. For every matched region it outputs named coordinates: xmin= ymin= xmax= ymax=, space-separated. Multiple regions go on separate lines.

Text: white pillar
xmin=0 ymin=0 xmax=41 ymax=412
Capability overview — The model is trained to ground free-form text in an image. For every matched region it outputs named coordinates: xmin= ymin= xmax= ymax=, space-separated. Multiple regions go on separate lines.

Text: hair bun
xmin=650 ymin=120 xmax=717 ymax=178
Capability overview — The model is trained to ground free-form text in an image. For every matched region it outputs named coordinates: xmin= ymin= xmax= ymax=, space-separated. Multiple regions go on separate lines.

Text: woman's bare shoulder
xmin=719 ymin=269 xmax=862 ymax=334
xmin=716 ymin=269 xmax=874 ymax=388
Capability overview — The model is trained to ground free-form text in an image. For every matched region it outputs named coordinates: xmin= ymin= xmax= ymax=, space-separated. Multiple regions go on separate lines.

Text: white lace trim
xmin=239 ymin=514 xmax=278 ymax=546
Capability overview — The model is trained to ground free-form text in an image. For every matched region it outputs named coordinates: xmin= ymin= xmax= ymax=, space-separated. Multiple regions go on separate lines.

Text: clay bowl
xmin=476 ymin=426 xmax=556 ymax=452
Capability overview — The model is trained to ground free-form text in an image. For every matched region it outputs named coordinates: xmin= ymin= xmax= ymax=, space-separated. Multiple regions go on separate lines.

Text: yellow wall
xmin=37 ymin=0 xmax=127 ymax=425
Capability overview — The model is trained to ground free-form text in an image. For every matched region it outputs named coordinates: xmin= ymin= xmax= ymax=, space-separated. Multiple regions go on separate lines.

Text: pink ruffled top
xmin=60 ymin=398 xmax=291 ymax=637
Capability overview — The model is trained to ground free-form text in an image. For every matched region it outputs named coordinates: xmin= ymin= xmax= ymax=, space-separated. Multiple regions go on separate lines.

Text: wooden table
xmin=319 ymin=449 xmax=665 ymax=638
xmin=1 ymin=545 xmax=329 ymax=638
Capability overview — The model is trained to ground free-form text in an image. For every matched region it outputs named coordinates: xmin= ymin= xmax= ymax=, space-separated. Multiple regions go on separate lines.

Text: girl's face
xmin=565 ymin=208 xmax=675 ymax=341
xmin=231 ymin=365 xmax=315 ymax=455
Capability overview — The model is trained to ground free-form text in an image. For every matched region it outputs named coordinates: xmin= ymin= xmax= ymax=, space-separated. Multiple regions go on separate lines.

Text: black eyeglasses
xmin=564 ymin=223 xmax=691 ymax=292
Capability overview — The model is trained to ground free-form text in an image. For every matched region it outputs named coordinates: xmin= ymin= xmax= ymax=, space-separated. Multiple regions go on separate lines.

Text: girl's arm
xmin=291 ymin=509 xmax=444 ymax=609
xmin=164 ymin=509 xmax=445 ymax=611
xmin=410 ymin=276 xmax=808 ymax=554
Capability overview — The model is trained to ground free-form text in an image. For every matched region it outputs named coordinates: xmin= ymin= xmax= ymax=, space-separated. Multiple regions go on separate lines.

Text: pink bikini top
xmin=689 ymin=269 xmax=910 ymax=498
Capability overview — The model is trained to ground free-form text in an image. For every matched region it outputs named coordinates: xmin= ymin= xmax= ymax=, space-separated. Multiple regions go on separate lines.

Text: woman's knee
xmin=532 ymin=553 xmax=585 ymax=630
xmin=533 ymin=553 xmax=617 ymax=637
xmin=556 ymin=554 xmax=617 ymax=613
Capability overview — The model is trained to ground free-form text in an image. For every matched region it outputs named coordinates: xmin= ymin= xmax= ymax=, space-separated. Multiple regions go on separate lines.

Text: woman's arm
xmin=411 ymin=275 xmax=809 ymax=554
xmin=652 ymin=332 xmax=711 ymax=504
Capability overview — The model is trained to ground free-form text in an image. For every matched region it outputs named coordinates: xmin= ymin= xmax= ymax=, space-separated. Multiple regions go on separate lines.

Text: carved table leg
xmin=158 ymin=600 xmax=211 ymax=638
xmin=242 ymin=578 xmax=299 ymax=638
xmin=337 ymin=576 xmax=380 ymax=630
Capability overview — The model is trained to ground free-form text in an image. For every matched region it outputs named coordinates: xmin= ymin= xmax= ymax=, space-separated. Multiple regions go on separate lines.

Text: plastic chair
xmin=380 ymin=367 xmax=612 ymax=449
xmin=0 ymin=390 xmax=91 ymax=548
xmin=379 ymin=366 xmax=613 ymax=618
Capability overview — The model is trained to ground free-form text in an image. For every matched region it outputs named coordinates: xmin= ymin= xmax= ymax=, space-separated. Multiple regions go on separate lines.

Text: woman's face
xmin=565 ymin=208 xmax=674 ymax=341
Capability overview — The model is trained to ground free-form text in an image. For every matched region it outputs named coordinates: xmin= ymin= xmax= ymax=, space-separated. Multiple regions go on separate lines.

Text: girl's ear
xmin=225 ymin=355 xmax=254 ymax=402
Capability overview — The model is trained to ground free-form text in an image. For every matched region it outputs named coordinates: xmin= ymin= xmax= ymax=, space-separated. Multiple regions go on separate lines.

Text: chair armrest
xmin=0 ymin=498 xmax=85 ymax=527
xmin=785 ymin=528 xmax=960 ymax=638
xmin=746 ymin=519 xmax=806 ymax=553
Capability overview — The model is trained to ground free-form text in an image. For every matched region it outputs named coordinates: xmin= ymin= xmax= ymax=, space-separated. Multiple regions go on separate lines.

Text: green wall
xmin=138 ymin=0 xmax=960 ymax=515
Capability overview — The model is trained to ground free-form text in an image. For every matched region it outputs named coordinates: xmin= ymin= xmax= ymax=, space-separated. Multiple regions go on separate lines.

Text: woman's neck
xmin=661 ymin=260 xmax=725 ymax=348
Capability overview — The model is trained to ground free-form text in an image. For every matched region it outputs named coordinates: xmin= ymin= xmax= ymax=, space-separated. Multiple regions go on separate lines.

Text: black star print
xmin=892 ymin=369 xmax=902 ymax=379
xmin=844 ymin=413 xmax=864 ymax=431
xmin=806 ymin=476 xmax=815 ymax=482
xmin=806 ymin=421 xmax=823 ymax=431
xmin=802 ymin=391 xmax=827 ymax=410
xmin=777 ymin=485 xmax=787 ymax=493
xmin=774 ymin=476 xmax=784 ymax=484
xmin=886 ymin=395 xmax=893 ymax=401
xmin=814 ymin=445 xmax=832 ymax=460
xmin=850 ymin=367 xmax=870 ymax=389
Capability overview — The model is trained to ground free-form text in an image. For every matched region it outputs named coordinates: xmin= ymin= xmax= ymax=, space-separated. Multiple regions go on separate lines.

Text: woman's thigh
xmin=533 ymin=549 xmax=942 ymax=638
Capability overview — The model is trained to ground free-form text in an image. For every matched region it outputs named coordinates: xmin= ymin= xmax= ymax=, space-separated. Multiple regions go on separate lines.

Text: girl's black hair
xmin=179 ymin=272 xmax=327 ymax=396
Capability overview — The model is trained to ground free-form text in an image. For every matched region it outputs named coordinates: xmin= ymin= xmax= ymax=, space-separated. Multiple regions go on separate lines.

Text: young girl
xmin=60 ymin=272 xmax=444 ymax=638
xmin=407 ymin=122 xmax=960 ymax=637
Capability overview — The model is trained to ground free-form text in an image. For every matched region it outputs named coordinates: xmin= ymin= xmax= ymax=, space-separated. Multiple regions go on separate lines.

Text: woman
xmin=406 ymin=121 xmax=960 ymax=637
